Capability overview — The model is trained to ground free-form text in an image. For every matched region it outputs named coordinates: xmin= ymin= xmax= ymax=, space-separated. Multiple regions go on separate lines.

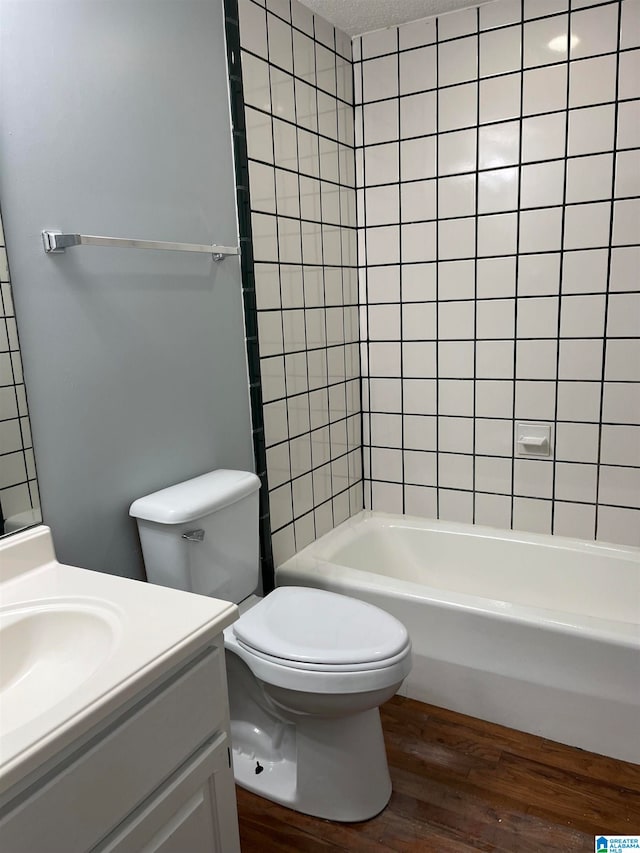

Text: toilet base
xmin=232 ymin=706 xmax=392 ymax=822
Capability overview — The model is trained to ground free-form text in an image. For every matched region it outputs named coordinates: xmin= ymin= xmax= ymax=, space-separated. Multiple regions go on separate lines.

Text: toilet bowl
xmin=130 ymin=470 xmax=412 ymax=822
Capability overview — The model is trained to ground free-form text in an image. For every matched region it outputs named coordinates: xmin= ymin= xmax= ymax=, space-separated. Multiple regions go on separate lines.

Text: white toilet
xmin=130 ymin=469 xmax=412 ymax=822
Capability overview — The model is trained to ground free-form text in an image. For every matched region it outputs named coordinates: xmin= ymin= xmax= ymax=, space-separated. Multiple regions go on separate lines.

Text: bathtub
xmin=277 ymin=511 xmax=640 ymax=763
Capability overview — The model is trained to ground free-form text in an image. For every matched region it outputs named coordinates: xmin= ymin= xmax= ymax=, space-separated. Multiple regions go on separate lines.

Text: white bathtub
xmin=277 ymin=511 xmax=640 ymax=763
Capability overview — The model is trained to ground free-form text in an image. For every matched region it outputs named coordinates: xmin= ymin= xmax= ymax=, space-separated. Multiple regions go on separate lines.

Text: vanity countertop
xmin=0 ymin=525 xmax=238 ymax=798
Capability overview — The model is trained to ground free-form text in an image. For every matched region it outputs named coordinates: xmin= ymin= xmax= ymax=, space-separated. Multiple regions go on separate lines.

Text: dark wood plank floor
xmin=236 ymin=695 xmax=640 ymax=852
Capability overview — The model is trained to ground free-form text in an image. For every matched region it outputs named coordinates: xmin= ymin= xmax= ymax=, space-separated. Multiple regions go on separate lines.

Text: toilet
xmin=130 ymin=470 xmax=412 ymax=822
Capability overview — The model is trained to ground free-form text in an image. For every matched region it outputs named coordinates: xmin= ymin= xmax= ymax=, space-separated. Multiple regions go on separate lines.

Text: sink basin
xmin=0 ymin=603 xmax=119 ymax=735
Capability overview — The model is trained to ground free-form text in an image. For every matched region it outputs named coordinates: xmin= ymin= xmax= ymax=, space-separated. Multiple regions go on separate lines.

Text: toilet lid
xmin=233 ymin=587 xmax=409 ymax=666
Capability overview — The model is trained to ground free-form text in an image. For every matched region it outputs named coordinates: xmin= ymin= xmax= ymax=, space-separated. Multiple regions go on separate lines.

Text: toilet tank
xmin=129 ymin=470 xmax=261 ymax=603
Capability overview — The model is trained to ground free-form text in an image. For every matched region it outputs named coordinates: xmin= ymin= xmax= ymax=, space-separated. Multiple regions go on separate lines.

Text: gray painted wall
xmin=0 ymin=0 xmax=254 ymax=579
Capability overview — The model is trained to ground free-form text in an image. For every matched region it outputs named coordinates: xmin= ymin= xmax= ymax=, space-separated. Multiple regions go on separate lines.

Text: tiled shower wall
xmin=0 ymin=209 xmax=40 ymax=532
xmin=235 ymin=0 xmax=362 ymax=566
xmin=354 ymin=0 xmax=640 ymax=546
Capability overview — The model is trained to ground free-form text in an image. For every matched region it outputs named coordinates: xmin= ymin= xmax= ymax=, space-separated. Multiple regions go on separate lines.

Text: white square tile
xmin=242 ymin=53 xmax=272 ymax=111
xmin=570 ymin=55 xmax=618 ymax=107
xmin=562 ymin=249 xmax=608 ymax=294
xmin=517 ymin=339 xmax=558 ymax=379
xmin=597 ymin=506 xmax=640 ymax=547
xmin=439 ymin=36 xmax=478 ymax=85
xmin=401 ymin=179 xmax=437 ymax=222
xmin=520 ymin=161 xmax=565 ymax=208
xmin=268 ymin=12 xmax=293 ymax=72
xmin=438 ymin=259 xmax=475 ymax=300
xmin=479 ymin=120 xmax=521 ymax=169
xmin=477 ymin=212 xmax=518 ymax=256
xmin=522 ymin=112 xmax=567 ymax=162
xmin=477 ymin=256 xmax=517 ymax=298
xmin=266 ymin=441 xmax=291 ymax=487
xmin=403 ymin=449 xmax=437 ymax=486
xmin=403 ymin=341 xmax=438 ymax=377
xmin=524 ymin=15 xmax=569 ymax=67
xmin=362 ymin=55 xmax=398 ymax=102
xmin=438 ymin=129 xmax=477 ymax=175
xmin=514 ymin=458 xmax=554 ymax=499
xmin=621 ymin=0 xmax=640 ymax=49
xmin=400 ymin=45 xmax=437 ymax=95
xmin=599 ymin=466 xmax=640 ymax=509
xmin=601 ymin=424 xmax=640 ymax=467
xmin=438 ymin=340 xmax=475 ymax=377
xmin=606 ymin=339 xmax=640 ymax=381
xmin=365 ymin=185 xmax=399 ymax=226
xmin=438 ymin=300 xmax=475 ymax=339
xmin=613 ymin=199 xmax=640 ymax=246
xmin=368 ymin=377 xmax=402 ymax=412
xmin=364 ymin=142 xmax=399 ymax=185
xmin=438 ymin=416 xmax=474 ymax=454
xmin=480 ymin=0 xmax=521 ymax=30
xmin=401 ymin=221 xmax=437 ymax=262
xmin=368 ymin=304 xmax=400 ymax=340
xmin=366 ymin=225 xmax=399 ymax=265
xmin=363 ymin=100 xmax=398 ymax=145
xmin=619 ymin=48 xmax=640 ymax=99
xmin=438 ymin=489 xmax=474 ymax=524
xmin=607 ymin=293 xmax=640 ymax=337
xmin=480 ymin=25 xmax=521 ymax=76
xmin=568 ymin=104 xmax=615 ymax=156
xmin=403 ymin=263 xmax=437 ymax=301
xmin=558 ymin=338 xmax=603 ymax=380
xmin=400 ymin=91 xmax=437 ymax=138
xmin=555 ymin=421 xmax=600 ymax=462
xmin=439 ymin=7 xmax=478 ymax=40
xmin=515 ymin=381 xmax=556 ymax=420
xmin=523 ymin=65 xmax=568 ymax=115
xmin=553 ymin=503 xmax=596 ymax=540
xmin=513 ymin=497 xmax=552 ymax=535
xmin=610 ymin=247 xmax=640 ymax=292
xmin=518 ymin=253 xmax=561 ymax=296
xmin=439 ymin=454 xmax=474 ymax=490
xmin=617 ymin=100 xmax=640 ymax=149
xmin=368 ymin=341 xmax=401 ymax=376
xmin=402 ymin=302 xmax=437 ymax=340
xmin=370 ymin=412 xmax=403 ymax=447
xmin=239 ymin=0 xmax=268 ymax=58
xmin=615 ymin=150 xmax=640 ymax=199
xmin=478 ymin=167 xmax=519 ymax=214
xmin=403 ymin=378 xmax=437 ymax=414
xmin=404 ymin=484 xmax=438 ymax=517
xmin=560 ymin=294 xmax=606 ymax=337
xmin=564 ymin=202 xmax=611 ymax=250
xmin=519 ymin=208 xmax=563 ymax=253
xmin=603 ymin=382 xmax=640 ymax=425
xmin=250 ymin=161 xmax=276 ymax=214
xmin=474 ymin=493 xmax=512 ymax=529
xmin=404 ymin=415 xmax=437 ymax=451
xmin=556 ymin=381 xmax=601 ymax=421
xmin=271 ymin=524 xmax=295 ymax=565
xmin=439 ymin=82 xmax=478 ymax=131
xmin=480 ymin=74 xmax=522 ymax=123
xmin=517 ymin=296 xmax=559 ymax=337
xmin=439 ymin=378 xmax=474 ymax=415
xmin=361 ymin=27 xmax=397 ymax=59
xmin=554 ymin=461 xmax=597 ymax=502
xmin=371 ymin=446 xmax=403 ymax=482
xmin=316 ymin=44 xmax=337 ymax=95
xmin=476 ymin=340 xmax=516 ymax=378
xmin=475 ymin=456 xmax=513 ymax=494
xmin=475 ymin=417 xmax=514 ymax=455
xmin=294 ymin=78 xmax=316 ymax=130
xmin=566 ymin=154 xmax=613 ymax=203
xmin=476 ymin=298 xmax=515 ymax=339
xmin=314 ymin=15 xmax=335 ymax=50
xmin=524 ymin=0 xmax=567 ymax=18
xmin=399 ymin=18 xmax=437 ymax=50
xmin=571 ymin=4 xmax=620 ymax=59
xmin=438 ymin=174 xmax=476 ymax=218
xmin=401 ymin=136 xmax=437 ymax=181
xmin=438 ymin=217 xmax=476 ymax=259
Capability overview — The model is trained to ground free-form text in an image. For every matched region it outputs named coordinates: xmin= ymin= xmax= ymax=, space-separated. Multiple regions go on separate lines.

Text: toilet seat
xmin=232 ymin=586 xmax=409 ymax=666
xmin=225 ymin=587 xmax=412 ymax=695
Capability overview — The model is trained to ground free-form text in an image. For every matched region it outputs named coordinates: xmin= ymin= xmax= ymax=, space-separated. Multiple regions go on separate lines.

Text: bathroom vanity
xmin=0 ymin=526 xmax=241 ymax=853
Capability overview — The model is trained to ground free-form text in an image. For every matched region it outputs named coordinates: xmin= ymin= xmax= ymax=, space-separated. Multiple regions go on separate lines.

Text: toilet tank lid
xmin=129 ymin=470 xmax=260 ymax=524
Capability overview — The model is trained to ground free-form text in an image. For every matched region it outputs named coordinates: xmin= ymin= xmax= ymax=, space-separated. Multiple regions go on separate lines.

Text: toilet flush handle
xmin=182 ymin=529 xmax=205 ymax=542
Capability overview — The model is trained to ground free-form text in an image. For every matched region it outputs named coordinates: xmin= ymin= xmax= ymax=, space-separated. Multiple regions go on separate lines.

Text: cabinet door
xmin=96 ymin=733 xmax=240 ymax=853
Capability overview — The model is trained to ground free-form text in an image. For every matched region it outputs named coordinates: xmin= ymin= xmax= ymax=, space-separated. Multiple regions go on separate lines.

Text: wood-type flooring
xmin=236 ymin=695 xmax=640 ymax=852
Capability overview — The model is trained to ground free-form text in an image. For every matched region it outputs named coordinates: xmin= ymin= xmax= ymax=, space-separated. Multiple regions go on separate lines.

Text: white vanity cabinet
xmin=0 ymin=641 xmax=241 ymax=853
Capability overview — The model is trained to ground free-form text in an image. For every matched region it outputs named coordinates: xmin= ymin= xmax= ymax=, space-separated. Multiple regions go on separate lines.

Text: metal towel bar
xmin=42 ymin=230 xmax=239 ymax=261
